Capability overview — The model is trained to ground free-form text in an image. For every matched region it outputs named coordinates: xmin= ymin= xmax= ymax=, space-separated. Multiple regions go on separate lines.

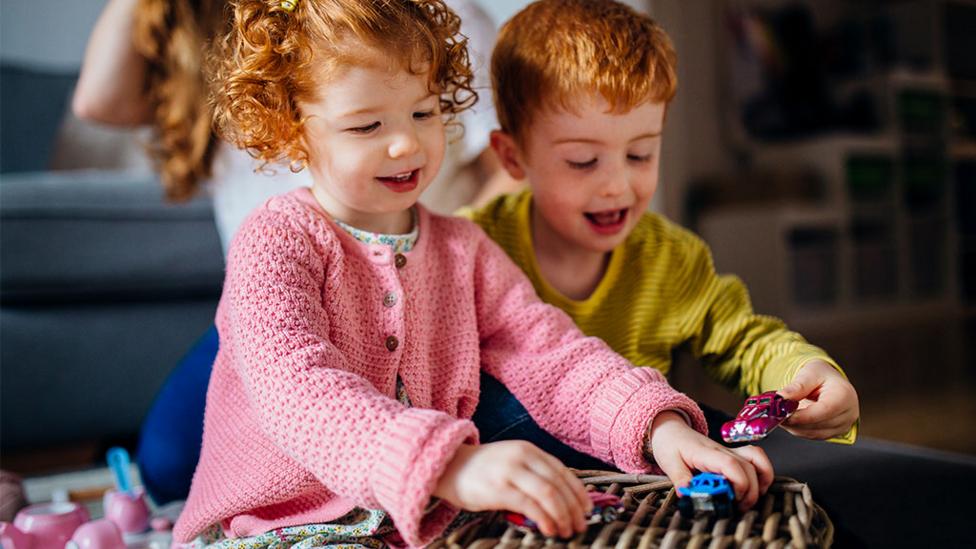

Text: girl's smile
xmin=376 ymin=168 xmax=422 ymax=193
xmin=300 ymin=54 xmax=446 ymax=234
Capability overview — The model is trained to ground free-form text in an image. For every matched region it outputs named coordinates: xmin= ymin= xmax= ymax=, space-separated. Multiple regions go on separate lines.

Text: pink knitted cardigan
xmin=172 ymin=188 xmax=707 ymax=546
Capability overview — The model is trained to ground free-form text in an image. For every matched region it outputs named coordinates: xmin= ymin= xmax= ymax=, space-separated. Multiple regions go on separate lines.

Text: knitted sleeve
xmin=224 ymin=211 xmax=478 ymax=545
xmin=676 ymin=237 xmax=856 ymax=443
xmin=471 ymin=231 xmax=707 ymax=472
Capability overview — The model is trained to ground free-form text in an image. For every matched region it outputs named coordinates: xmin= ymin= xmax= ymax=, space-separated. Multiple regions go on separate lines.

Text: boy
xmin=466 ymin=0 xmax=858 ymax=446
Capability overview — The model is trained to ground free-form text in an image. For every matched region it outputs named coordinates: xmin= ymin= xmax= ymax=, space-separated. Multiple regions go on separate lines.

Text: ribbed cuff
xmin=372 ymin=408 xmax=479 ymax=547
xmin=590 ymin=368 xmax=707 ymax=473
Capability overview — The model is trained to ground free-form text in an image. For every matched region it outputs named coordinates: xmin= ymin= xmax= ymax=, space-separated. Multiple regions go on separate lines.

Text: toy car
xmin=721 ymin=391 xmax=799 ymax=443
xmin=504 ymin=491 xmax=624 ymax=533
xmin=587 ymin=492 xmax=625 ymax=523
xmin=676 ymin=472 xmax=734 ymax=518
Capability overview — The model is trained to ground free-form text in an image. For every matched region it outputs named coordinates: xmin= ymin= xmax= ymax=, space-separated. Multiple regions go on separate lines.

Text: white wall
xmin=648 ymin=0 xmax=732 ymax=219
xmin=0 ymin=0 xmax=103 ymax=70
xmin=481 ymin=0 xmax=648 ymax=25
xmin=0 ymin=0 xmax=650 ymax=71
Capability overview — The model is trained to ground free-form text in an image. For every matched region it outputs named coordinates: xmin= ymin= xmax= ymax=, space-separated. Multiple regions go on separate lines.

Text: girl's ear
xmin=490 ymin=130 xmax=527 ymax=180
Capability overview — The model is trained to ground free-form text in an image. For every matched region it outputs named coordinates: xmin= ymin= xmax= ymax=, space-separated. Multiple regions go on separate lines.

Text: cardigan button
xmin=394 ymin=253 xmax=407 ymax=269
xmin=385 ymin=335 xmax=399 ymax=352
xmin=383 ymin=292 xmax=398 ymax=307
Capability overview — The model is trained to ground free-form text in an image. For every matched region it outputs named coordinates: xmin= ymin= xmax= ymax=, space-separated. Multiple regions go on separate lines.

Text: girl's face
xmin=300 ymin=59 xmax=446 ymax=234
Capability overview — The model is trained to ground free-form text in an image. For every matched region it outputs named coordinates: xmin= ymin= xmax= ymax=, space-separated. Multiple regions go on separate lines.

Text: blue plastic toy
xmin=106 ymin=446 xmax=133 ymax=495
xmin=676 ymin=472 xmax=735 ymax=518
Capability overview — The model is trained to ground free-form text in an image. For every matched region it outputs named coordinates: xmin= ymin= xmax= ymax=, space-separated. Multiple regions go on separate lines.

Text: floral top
xmin=333 ymin=209 xmax=419 ymax=254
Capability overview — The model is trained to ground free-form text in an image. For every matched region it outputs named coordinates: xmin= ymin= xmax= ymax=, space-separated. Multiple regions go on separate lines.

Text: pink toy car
xmin=505 ymin=492 xmax=624 ymax=533
xmin=721 ymin=391 xmax=798 ymax=443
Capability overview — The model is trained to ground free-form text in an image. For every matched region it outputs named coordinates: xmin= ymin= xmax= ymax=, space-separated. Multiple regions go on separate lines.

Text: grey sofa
xmin=0 ymin=60 xmax=224 ymax=452
xmin=0 ymin=170 xmax=224 ymax=450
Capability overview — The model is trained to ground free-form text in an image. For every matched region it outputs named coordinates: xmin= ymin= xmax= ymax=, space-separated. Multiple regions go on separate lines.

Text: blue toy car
xmin=676 ymin=472 xmax=735 ymax=518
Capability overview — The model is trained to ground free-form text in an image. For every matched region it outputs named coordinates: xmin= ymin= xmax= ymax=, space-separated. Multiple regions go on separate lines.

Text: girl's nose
xmin=389 ymin=129 xmax=421 ymax=159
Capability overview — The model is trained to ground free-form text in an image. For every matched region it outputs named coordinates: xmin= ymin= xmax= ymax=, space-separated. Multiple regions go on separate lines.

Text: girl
xmin=73 ymin=0 xmax=513 ymax=506
xmin=173 ymin=0 xmax=774 ymax=546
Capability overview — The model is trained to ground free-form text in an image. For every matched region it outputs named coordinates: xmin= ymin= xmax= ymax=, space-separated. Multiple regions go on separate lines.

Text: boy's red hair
xmin=491 ymin=0 xmax=677 ymax=144
xmin=210 ymin=0 xmax=476 ymax=171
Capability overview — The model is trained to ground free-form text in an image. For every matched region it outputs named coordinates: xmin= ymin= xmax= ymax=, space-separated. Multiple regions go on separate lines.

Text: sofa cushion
xmin=0 ymin=170 xmax=224 ymax=302
xmin=1 ymin=169 xmax=224 ymax=450
xmin=1 ymin=300 xmax=220 ymax=449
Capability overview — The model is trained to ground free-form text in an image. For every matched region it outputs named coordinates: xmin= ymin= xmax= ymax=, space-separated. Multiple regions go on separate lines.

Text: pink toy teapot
xmin=0 ymin=501 xmax=89 ymax=548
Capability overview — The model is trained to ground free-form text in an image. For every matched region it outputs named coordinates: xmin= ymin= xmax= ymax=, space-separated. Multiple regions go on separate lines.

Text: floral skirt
xmin=186 ymin=508 xmax=397 ymax=549
xmin=186 ymin=506 xmax=482 ymax=549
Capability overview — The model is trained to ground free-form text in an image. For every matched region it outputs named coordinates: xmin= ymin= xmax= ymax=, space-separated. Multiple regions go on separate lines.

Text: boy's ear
xmin=489 ymin=130 xmax=526 ymax=180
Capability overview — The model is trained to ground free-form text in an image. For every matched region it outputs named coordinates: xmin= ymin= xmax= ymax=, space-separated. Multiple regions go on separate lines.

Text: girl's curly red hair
xmin=209 ymin=0 xmax=476 ymax=172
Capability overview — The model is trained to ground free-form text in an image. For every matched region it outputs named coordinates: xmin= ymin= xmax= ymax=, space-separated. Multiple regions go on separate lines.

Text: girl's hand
xmin=778 ymin=359 xmax=860 ymax=440
xmin=434 ymin=441 xmax=592 ymax=538
xmin=649 ymin=412 xmax=774 ymax=511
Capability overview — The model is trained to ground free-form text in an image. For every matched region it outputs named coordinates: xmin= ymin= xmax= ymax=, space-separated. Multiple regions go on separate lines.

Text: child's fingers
xmin=527 ymin=455 xmax=588 ymax=533
xmin=778 ymin=373 xmax=820 ymax=402
xmin=509 ymin=469 xmax=575 ymax=538
xmin=537 ymin=452 xmax=592 ymax=523
xmin=690 ymin=451 xmax=753 ymax=505
xmin=501 ymin=482 xmax=557 ymax=537
xmin=791 ymin=379 xmax=858 ymax=434
xmin=730 ymin=445 xmax=774 ymax=494
xmin=785 ymin=399 xmax=835 ymax=426
xmin=735 ymin=454 xmax=759 ymax=509
xmin=787 ymin=383 xmax=857 ymax=427
xmin=657 ymin=452 xmax=693 ymax=490
xmin=789 ymin=405 xmax=855 ymax=431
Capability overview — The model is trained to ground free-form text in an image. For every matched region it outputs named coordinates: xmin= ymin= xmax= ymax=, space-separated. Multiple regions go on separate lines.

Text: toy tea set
xmin=0 ymin=448 xmax=168 ymax=549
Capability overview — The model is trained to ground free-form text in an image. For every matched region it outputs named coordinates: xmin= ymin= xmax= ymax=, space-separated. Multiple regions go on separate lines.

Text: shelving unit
xmin=700 ymin=135 xmax=960 ymax=330
xmin=698 ymin=0 xmax=974 ymax=329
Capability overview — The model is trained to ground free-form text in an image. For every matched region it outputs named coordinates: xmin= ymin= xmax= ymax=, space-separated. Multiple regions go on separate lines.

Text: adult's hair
xmin=133 ymin=0 xmax=226 ymax=201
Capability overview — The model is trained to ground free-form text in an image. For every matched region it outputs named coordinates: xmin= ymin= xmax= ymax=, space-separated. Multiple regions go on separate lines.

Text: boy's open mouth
xmin=377 ymin=169 xmax=420 ymax=192
xmin=584 ymin=208 xmax=628 ymax=235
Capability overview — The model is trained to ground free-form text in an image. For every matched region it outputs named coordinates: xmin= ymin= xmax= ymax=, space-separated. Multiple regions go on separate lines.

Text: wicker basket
xmin=430 ymin=471 xmax=833 ymax=549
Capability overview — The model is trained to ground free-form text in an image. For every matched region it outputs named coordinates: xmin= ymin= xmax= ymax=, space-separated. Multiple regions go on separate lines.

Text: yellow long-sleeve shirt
xmin=465 ymin=191 xmax=855 ymax=443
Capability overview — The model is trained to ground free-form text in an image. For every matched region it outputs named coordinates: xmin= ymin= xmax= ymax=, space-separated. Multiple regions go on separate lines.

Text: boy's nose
xmin=599 ymin=161 xmax=630 ymax=198
xmin=600 ymin=175 xmax=628 ymax=198
xmin=388 ymin=130 xmax=421 ymax=159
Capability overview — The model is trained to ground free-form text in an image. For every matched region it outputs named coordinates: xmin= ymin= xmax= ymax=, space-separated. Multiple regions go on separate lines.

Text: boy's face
xmin=493 ymin=95 xmax=665 ymax=254
xmin=299 ymin=56 xmax=446 ymax=232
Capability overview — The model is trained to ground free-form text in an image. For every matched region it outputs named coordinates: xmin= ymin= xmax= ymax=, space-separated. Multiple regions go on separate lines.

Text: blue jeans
xmin=138 ymin=327 xmax=730 ymax=505
xmin=137 ymin=326 xmax=218 ymax=505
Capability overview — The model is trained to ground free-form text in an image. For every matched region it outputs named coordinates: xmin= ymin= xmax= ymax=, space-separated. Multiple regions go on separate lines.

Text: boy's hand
xmin=434 ymin=441 xmax=592 ymax=538
xmin=778 ymin=359 xmax=859 ymax=440
xmin=649 ymin=412 xmax=774 ymax=510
